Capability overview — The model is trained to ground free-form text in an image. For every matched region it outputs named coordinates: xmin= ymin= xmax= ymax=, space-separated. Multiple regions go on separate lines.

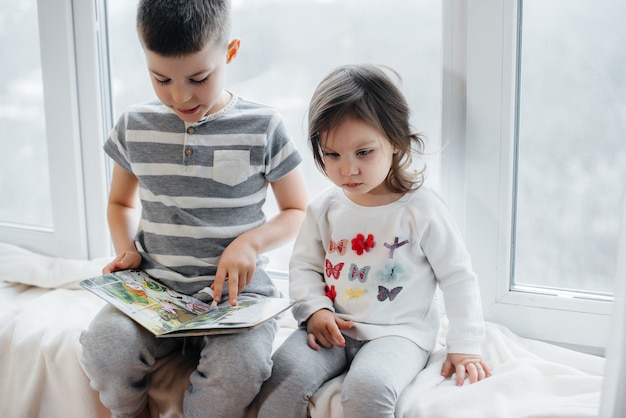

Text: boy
xmin=80 ymin=1 xmax=307 ymax=417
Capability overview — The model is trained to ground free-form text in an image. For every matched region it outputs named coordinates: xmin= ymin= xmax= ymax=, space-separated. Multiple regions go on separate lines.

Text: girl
xmin=256 ymin=64 xmax=490 ymax=418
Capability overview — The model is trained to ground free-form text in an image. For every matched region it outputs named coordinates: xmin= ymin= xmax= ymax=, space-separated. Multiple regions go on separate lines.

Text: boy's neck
xmin=204 ymin=90 xmax=233 ymax=118
xmin=187 ymin=90 xmax=234 ymax=126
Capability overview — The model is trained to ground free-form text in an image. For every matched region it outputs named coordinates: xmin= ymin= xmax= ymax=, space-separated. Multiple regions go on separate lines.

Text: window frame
xmin=73 ymin=0 xmax=112 ymax=258
xmin=0 ymin=0 xmax=111 ymax=259
xmin=449 ymin=0 xmax=611 ymax=353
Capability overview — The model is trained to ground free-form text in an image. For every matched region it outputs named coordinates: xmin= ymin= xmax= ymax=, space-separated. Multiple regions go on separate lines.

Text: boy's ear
xmin=226 ymin=38 xmax=240 ymax=63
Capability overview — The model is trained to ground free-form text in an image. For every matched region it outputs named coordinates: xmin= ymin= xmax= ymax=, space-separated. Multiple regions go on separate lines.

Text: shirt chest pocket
xmin=213 ymin=150 xmax=251 ymax=186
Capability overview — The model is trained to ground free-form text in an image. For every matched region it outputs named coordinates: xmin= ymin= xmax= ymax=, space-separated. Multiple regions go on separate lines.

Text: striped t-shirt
xmin=104 ymin=94 xmax=302 ymax=295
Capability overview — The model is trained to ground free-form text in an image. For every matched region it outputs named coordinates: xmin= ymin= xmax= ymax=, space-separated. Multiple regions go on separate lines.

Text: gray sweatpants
xmin=80 ymin=301 xmax=277 ymax=418
xmin=256 ymin=327 xmax=429 ymax=418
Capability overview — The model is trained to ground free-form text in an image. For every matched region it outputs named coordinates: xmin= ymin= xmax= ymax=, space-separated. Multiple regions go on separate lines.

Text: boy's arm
xmin=212 ymin=167 xmax=308 ymax=305
xmin=102 ymin=163 xmax=142 ymax=274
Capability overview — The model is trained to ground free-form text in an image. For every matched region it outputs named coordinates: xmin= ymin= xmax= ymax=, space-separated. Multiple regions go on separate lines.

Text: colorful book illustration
xmin=80 ymin=270 xmax=293 ymax=337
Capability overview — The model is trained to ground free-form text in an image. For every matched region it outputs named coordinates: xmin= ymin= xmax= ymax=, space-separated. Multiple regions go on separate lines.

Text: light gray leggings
xmin=256 ymin=328 xmax=429 ymax=418
xmin=80 ymin=304 xmax=277 ymax=418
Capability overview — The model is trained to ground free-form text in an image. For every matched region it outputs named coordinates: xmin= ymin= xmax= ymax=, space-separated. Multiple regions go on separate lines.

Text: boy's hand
xmin=441 ymin=353 xmax=491 ymax=386
xmin=306 ymin=309 xmax=353 ymax=350
xmin=211 ymin=238 xmax=258 ymax=306
xmin=102 ymin=250 xmax=142 ymax=274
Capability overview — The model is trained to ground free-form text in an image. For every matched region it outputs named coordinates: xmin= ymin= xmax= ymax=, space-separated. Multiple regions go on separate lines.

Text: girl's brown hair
xmin=308 ymin=64 xmax=425 ymax=193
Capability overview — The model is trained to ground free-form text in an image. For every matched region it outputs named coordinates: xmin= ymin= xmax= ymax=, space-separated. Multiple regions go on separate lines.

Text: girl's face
xmin=320 ymin=117 xmax=400 ymax=206
xmin=144 ymin=39 xmax=239 ymax=123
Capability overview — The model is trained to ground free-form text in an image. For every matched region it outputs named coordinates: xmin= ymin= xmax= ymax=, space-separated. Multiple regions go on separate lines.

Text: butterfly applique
xmin=348 ymin=263 xmax=370 ymax=282
xmin=343 ymin=288 xmax=365 ymax=300
xmin=351 ymin=233 xmax=375 ymax=255
xmin=325 ymin=259 xmax=344 ymax=279
xmin=329 ymin=239 xmax=348 ymax=255
xmin=377 ymin=285 xmax=403 ymax=302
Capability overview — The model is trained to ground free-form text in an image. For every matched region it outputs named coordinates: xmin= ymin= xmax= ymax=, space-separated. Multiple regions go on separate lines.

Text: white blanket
xmin=0 ymin=243 xmax=605 ymax=418
xmin=0 ymin=243 xmax=110 ymax=289
xmin=308 ymin=322 xmax=604 ymax=418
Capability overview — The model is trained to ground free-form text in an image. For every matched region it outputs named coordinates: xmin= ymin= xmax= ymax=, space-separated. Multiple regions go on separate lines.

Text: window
xmin=6 ymin=0 xmax=620 ymax=353
xmin=0 ymin=0 xmax=109 ymax=259
xmin=515 ymin=0 xmax=625 ymax=297
xmin=0 ymin=0 xmax=52 ymax=229
xmin=458 ymin=0 xmax=625 ymax=353
xmin=106 ymin=0 xmax=443 ymax=271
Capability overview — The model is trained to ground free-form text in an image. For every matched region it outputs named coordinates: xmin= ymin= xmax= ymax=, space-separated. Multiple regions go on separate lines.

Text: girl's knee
xmin=342 ymin=371 xmax=397 ymax=416
xmin=256 ymin=371 xmax=317 ymax=418
xmin=344 ymin=376 xmax=394 ymax=400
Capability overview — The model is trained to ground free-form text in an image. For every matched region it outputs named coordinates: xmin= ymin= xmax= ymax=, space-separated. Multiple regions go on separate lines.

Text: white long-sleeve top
xmin=290 ymin=186 xmax=485 ymax=355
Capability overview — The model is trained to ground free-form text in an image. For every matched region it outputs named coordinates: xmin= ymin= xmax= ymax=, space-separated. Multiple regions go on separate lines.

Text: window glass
xmin=514 ymin=0 xmax=626 ymax=296
xmin=0 ymin=0 xmax=53 ymax=228
xmin=106 ymin=0 xmax=442 ymax=270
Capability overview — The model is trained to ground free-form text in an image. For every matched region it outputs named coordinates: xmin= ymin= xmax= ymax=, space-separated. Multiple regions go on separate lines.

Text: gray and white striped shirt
xmin=104 ymin=94 xmax=302 ymax=295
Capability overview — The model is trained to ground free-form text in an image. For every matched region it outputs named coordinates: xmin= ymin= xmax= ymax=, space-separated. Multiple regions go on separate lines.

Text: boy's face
xmin=145 ymin=39 xmax=240 ymax=123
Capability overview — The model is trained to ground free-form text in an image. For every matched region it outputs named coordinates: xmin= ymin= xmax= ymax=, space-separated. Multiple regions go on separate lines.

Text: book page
xmin=80 ymin=270 xmax=292 ymax=337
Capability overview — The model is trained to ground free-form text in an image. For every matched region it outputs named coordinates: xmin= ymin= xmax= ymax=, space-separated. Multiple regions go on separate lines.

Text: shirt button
xmin=185 ymin=147 xmax=193 ymax=156
xmin=187 ymin=126 xmax=195 ymax=135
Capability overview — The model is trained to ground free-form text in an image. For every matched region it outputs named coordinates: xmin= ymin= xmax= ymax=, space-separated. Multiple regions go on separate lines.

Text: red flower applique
xmin=351 ymin=233 xmax=375 ymax=255
xmin=325 ymin=285 xmax=337 ymax=302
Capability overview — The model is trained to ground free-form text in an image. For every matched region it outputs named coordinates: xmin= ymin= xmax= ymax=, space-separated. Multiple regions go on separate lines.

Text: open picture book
xmin=80 ymin=270 xmax=293 ymax=337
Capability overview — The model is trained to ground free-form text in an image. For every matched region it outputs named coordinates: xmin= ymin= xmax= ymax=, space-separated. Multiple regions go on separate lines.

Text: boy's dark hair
xmin=308 ymin=64 xmax=425 ymax=194
xmin=137 ymin=0 xmax=232 ymax=56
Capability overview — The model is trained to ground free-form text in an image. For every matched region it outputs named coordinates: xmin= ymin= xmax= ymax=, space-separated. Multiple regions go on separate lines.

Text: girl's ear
xmin=226 ymin=38 xmax=241 ymax=63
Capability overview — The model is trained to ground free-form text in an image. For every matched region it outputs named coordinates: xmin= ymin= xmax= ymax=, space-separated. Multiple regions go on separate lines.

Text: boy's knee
xmin=80 ymin=307 xmax=154 ymax=373
xmin=234 ymin=353 xmax=273 ymax=387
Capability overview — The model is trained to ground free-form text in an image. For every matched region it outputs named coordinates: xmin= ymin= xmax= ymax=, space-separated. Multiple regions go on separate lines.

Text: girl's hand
xmin=102 ymin=250 xmax=142 ymax=274
xmin=441 ymin=353 xmax=491 ymax=386
xmin=306 ymin=309 xmax=353 ymax=350
xmin=211 ymin=237 xmax=258 ymax=306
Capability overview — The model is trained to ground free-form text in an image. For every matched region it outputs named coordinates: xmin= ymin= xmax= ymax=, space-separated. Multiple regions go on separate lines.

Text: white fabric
xmin=0 ymin=282 xmax=111 ymax=417
xmin=0 ymin=243 xmax=109 ymax=289
xmin=309 ymin=321 xmax=604 ymax=418
xmin=0 ymin=243 xmax=605 ymax=418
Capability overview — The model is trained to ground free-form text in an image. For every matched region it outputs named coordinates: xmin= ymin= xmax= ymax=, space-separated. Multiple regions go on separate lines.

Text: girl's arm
xmin=305 ymin=308 xmax=353 ymax=350
xmin=212 ymin=167 xmax=308 ymax=305
xmin=289 ymin=200 xmax=335 ymax=325
xmin=441 ymin=353 xmax=491 ymax=385
xmin=416 ymin=190 xmax=490 ymax=383
xmin=102 ymin=163 xmax=142 ymax=274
